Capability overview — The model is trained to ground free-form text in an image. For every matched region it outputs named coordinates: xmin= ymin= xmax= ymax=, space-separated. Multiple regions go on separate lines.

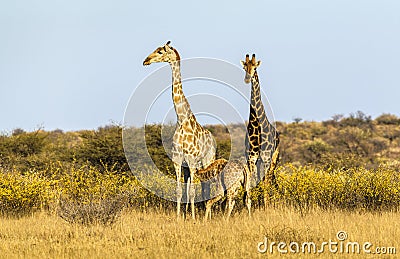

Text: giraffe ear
xmin=240 ymin=60 xmax=246 ymax=67
xmin=256 ymin=60 xmax=261 ymax=67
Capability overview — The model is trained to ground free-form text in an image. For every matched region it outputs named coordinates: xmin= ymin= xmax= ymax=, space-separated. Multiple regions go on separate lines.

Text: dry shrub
xmin=56 ymin=164 xmax=137 ymax=225
xmin=57 ymin=194 xmax=127 ymax=225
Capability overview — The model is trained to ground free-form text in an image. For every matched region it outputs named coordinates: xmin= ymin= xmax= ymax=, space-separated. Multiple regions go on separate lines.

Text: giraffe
xmin=241 ymin=54 xmax=280 ymax=208
xmin=196 ymin=158 xmax=251 ymax=221
xmin=143 ymin=41 xmax=216 ymax=219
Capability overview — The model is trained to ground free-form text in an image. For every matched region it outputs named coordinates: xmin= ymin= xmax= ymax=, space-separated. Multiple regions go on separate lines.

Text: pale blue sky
xmin=1 ymin=0 xmax=399 ymax=131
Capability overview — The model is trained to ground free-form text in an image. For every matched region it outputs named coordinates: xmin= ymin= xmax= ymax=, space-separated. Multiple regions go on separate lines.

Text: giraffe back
xmin=196 ymin=159 xmax=228 ymax=182
xmin=196 ymin=159 xmax=247 ymax=197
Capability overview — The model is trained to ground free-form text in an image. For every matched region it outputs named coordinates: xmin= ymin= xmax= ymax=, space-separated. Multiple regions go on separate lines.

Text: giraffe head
xmin=240 ymin=54 xmax=261 ymax=84
xmin=143 ymin=41 xmax=180 ymax=66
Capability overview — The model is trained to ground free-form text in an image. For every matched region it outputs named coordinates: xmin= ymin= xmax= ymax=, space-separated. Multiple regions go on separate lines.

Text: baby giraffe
xmin=196 ymin=159 xmax=251 ymax=221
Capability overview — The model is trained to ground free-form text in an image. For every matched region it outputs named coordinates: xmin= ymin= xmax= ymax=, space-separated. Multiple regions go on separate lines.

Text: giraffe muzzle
xmin=244 ymin=73 xmax=251 ymax=84
xmin=143 ymin=57 xmax=151 ymax=66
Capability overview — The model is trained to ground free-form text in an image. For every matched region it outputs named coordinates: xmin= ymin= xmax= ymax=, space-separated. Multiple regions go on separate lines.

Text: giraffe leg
xmin=256 ymin=158 xmax=262 ymax=183
xmin=201 ymin=181 xmax=210 ymax=213
xmin=204 ymin=202 xmax=211 ymax=221
xmin=262 ymin=148 xmax=279 ymax=209
xmin=181 ymin=164 xmax=190 ymax=216
xmin=247 ymin=156 xmax=257 ymax=208
xmin=226 ymin=184 xmax=241 ymax=220
xmin=243 ymin=165 xmax=252 ymax=217
xmin=269 ymin=147 xmax=280 ymax=184
xmin=189 ymin=167 xmax=196 ymax=220
xmin=256 ymin=158 xmax=264 ymax=208
xmin=226 ymin=196 xmax=236 ymax=219
xmin=204 ymin=194 xmax=222 ymax=222
xmin=201 ymin=159 xmax=212 ymax=202
xmin=185 ymin=176 xmax=190 ymax=216
xmin=246 ymin=194 xmax=252 ymax=217
xmin=263 ymin=162 xmax=271 ymax=210
xmin=247 ymin=157 xmax=257 ymax=189
xmin=174 ymin=163 xmax=183 ymax=220
xmin=204 ymin=171 xmax=224 ymax=221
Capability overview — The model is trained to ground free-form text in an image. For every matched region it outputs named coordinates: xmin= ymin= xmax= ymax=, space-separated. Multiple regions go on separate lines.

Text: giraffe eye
xmin=157 ymin=50 xmax=163 ymax=54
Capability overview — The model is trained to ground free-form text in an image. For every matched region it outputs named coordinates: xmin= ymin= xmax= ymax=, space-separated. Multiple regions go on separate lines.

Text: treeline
xmin=0 ymin=125 xmax=125 ymax=173
xmin=278 ymin=111 xmax=400 ymax=168
xmin=0 ymin=112 xmax=399 ymax=174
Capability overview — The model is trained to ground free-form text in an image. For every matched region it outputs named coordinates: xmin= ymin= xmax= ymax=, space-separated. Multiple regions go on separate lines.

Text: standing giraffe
xmin=143 ymin=41 xmax=216 ymax=219
xmin=241 ymin=54 xmax=280 ymax=208
xmin=196 ymin=158 xmax=251 ymax=221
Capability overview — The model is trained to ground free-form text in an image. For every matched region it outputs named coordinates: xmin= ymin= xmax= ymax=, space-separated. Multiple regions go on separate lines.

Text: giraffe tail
xmin=242 ymin=188 xmax=248 ymax=208
xmin=269 ymin=132 xmax=281 ymax=190
xmin=242 ymin=163 xmax=251 ymax=206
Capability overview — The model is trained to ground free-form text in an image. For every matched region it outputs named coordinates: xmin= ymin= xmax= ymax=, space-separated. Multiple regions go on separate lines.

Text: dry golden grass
xmin=0 ymin=208 xmax=399 ymax=258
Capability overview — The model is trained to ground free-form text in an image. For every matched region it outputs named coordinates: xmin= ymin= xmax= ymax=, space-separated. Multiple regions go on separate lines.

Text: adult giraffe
xmin=143 ymin=41 xmax=216 ymax=219
xmin=241 ymin=54 xmax=280 ymax=208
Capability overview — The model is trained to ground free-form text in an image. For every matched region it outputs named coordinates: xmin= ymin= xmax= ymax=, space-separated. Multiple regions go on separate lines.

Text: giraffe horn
xmin=251 ymin=54 xmax=256 ymax=64
xmin=166 ymin=41 xmax=171 ymax=45
xmin=245 ymin=54 xmax=249 ymax=62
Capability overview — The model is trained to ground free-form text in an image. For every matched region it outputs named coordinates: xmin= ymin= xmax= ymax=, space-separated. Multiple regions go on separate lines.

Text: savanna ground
xmin=1 ymin=208 xmax=399 ymax=258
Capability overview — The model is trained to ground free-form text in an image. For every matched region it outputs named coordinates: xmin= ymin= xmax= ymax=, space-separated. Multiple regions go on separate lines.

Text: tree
xmin=293 ymin=117 xmax=302 ymax=124
xmin=375 ymin=113 xmax=400 ymax=125
xmin=74 ymin=125 xmax=128 ymax=172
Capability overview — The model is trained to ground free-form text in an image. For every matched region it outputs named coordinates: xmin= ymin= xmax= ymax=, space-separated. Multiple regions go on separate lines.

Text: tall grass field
xmin=0 ymin=208 xmax=398 ymax=258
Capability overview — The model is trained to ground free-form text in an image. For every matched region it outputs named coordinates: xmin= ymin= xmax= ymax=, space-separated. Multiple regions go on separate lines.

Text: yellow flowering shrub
xmin=0 ymin=171 xmax=55 ymax=216
xmin=1 ymin=161 xmax=399 ymax=220
xmin=274 ymin=164 xmax=400 ymax=211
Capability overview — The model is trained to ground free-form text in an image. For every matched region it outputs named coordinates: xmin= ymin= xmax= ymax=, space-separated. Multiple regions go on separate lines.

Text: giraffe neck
xmin=196 ymin=159 xmax=227 ymax=181
xmin=250 ymin=71 xmax=265 ymax=117
xmin=170 ymin=61 xmax=193 ymax=123
xmin=249 ymin=70 xmax=277 ymax=137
